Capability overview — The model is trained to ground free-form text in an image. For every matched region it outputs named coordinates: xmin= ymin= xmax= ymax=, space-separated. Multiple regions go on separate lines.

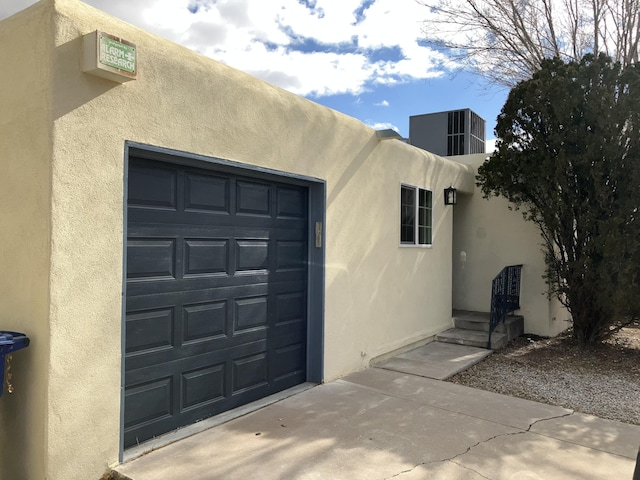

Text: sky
xmin=1 ymin=0 xmax=509 ymax=143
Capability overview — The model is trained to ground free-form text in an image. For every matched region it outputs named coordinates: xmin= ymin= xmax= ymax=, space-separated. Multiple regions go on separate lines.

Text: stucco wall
xmin=0 ymin=3 xmax=54 ymax=480
xmin=0 ymin=1 xmax=476 ymax=478
xmin=451 ymin=153 xmax=571 ymax=337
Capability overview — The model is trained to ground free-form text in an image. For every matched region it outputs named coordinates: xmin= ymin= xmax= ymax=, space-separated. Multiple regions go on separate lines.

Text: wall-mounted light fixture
xmin=444 ymin=186 xmax=457 ymax=205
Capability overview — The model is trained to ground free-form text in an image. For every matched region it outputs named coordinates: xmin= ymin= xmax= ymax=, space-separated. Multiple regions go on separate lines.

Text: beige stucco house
xmin=0 ymin=1 xmax=569 ymax=479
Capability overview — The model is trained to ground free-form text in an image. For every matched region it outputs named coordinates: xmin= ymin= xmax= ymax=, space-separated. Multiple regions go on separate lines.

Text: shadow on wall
xmin=54 ymin=36 xmax=120 ymax=120
xmin=324 ymin=137 xmax=464 ymax=366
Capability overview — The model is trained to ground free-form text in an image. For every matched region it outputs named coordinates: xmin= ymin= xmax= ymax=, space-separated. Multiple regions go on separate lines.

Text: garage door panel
xmin=184 ymin=171 xmax=230 ymax=213
xmin=277 ymin=186 xmax=306 ymax=218
xmin=233 ymin=295 xmax=268 ymax=331
xmin=271 ymin=343 xmax=305 ymax=381
xmin=236 ymin=180 xmax=271 ymax=216
xmin=124 ymin=376 xmax=173 ymax=429
xmin=231 ymin=351 xmax=268 ymax=394
xmin=183 ymin=239 xmax=229 ymax=276
xmin=125 ymin=307 xmax=176 ymax=355
xmin=182 ymin=300 xmax=228 ymax=343
xmin=235 ymin=240 xmax=269 ymax=271
xmin=270 ymin=329 xmax=306 ymax=364
xmin=276 ymin=241 xmax=306 ymax=271
xmin=127 ymin=239 xmax=177 ymax=280
xmin=128 ymin=163 xmax=178 ymax=210
xmin=271 ymin=322 xmax=306 ymax=344
xmin=180 ymin=362 xmax=226 ymax=410
xmin=125 ymin=158 xmax=308 ymax=448
xmin=276 ymin=291 xmax=306 ymax=322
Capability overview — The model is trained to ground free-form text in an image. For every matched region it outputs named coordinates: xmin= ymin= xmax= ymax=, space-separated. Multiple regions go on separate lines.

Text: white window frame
xmin=400 ymin=184 xmax=433 ymax=247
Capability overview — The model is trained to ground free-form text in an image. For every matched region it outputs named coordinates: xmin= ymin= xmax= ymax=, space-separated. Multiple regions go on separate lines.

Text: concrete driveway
xmin=116 ymin=345 xmax=640 ymax=480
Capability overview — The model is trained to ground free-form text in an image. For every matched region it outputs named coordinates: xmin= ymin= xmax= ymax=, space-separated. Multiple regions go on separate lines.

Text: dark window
xmin=418 ymin=189 xmax=433 ymax=244
xmin=401 ymin=185 xmax=432 ymax=245
xmin=401 ymin=186 xmax=415 ymax=243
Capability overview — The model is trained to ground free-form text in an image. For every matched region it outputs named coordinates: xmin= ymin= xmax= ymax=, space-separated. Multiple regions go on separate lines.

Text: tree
xmin=419 ymin=0 xmax=640 ymax=86
xmin=476 ymin=54 xmax=640 ymax=344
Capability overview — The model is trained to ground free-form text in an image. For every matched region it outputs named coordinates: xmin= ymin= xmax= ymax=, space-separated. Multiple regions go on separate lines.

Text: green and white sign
xmin=83 ymin=31 xmax=137 ymax=83
xmin=99 ymin=34 xmax=136 ymax=73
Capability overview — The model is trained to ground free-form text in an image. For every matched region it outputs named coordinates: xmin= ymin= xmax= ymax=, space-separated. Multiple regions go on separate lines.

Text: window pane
xmin=418 ymin=189 xmax=432 ymax=244
xmin=418 ymin=188 xmax=432 ymax=209
xmin=418 ymin=226 xmax=432 ymax=245
xmin=401 ymin=186 xmax=416 ymax=243
xmin=419 ymin=208 xmax=429 ymax=226
xmin=402 ymin=225 xmax=413 ymax=242
xmin=401 ymin=186 xmax=414 ymax=205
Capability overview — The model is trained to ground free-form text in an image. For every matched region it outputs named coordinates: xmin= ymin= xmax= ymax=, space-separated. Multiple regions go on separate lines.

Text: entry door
xmin=124 ymin=157 xmax=308 ymax=448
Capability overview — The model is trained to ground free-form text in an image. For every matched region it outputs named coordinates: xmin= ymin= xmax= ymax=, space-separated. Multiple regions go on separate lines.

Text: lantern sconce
xmin=444 ymin=186 xmax=457 ymax=205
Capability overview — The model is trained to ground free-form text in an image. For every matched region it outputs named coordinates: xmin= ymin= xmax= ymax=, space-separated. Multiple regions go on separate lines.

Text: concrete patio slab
xmin=346 ymin=367 xmax=572 ymax=430
xmin=116 ymin=379 xmax=518 ymax=480
xmin=391 ymin=461 xmax=490 ymax=479
xmin=530 ymin=412 xmax=640 ymax=459
xmin=455 ymin=430 xmax=634 ymax=480
xmin=114 ymin=343 xmax=640 ymax=480
xmin=374 ymin=342 xmax=492 ymax=380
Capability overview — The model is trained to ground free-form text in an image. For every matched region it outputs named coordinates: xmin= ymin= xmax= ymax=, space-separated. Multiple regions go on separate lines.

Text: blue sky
xmin=316 ymin=72 xmax=508 ymax=141
xmin=2 ymin=0 xmax=509 ymax=142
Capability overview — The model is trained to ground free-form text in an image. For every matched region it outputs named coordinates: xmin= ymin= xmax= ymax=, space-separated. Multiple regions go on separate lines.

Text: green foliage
xmin=477 ymin=54 xmax=640 ymax=344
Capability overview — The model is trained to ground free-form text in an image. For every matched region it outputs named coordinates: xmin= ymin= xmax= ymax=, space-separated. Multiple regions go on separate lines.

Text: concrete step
xmin=452 ymin=310 xmax=524 ymax=341
xmin=436 ymin=328 xmax=509 ymax=350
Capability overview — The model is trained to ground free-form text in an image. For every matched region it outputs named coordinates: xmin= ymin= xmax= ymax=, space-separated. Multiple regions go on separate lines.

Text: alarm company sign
xmin=99 ymin=33 xmax=136 ymax=74
xmin=83 ymin=30 xmax=137 ymax=83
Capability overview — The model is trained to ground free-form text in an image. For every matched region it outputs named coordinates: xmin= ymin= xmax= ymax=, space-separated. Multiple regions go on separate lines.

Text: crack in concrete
xmin=526 ymin=411 xmax=575 ymax=432
xmin=383 ymin=461 xmax=428 ymax=479
xmin=446 ymin=411 xmax=576 ymax=476
xmin=383 ymin=411 xmax=576 ymax=480
xmin=383 ymin=457 xmax=492 ymax=480
xmin=449 ymin=430 xmax=527 ymax=464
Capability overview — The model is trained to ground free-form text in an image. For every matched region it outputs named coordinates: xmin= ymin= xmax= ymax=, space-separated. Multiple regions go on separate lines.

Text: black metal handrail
xmin=488 ymin=265 xmax=523 ymax=349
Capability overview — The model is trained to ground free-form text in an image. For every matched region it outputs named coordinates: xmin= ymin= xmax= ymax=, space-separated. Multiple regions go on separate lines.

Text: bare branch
xmin=419 ymin=0 xmax=640 ymax=86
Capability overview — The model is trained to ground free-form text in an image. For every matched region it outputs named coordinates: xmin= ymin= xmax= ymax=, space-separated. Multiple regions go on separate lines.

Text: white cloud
xmin=2 ymin=0 xmax=453 ymax=98
xmin=367 ymin=121 xmax=400 ymax=132
xmin=375 ymin=100 xmax=390 ymax=107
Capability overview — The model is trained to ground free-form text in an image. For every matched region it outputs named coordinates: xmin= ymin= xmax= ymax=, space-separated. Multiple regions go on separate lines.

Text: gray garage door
xmin=124 ymin=157 xmax=308 ymax=448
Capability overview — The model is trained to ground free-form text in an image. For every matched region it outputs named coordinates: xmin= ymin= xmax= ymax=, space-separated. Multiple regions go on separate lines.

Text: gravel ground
xmin=447 ymin=322 xmax=640 ymax=425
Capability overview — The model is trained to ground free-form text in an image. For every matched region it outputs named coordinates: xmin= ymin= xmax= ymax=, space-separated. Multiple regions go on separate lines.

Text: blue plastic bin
xmin=0 ymin=331 xmax=30 ymax=397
